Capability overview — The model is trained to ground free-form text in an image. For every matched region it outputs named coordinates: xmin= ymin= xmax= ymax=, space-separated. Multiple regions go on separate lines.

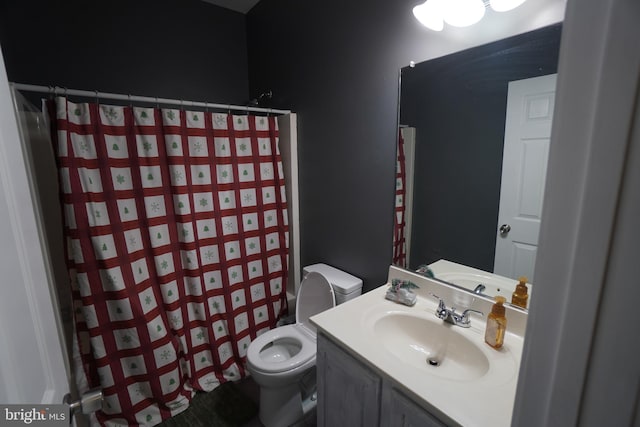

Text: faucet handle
xmin=429 ymin=293 xmax=449 ymax=318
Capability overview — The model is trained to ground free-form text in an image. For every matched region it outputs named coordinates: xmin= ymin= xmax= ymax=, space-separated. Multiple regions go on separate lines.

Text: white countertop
xmin=310 ymin=266 xmax=526 ymax=427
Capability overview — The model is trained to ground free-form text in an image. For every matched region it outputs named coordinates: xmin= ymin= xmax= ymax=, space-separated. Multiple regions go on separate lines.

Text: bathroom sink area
xmin=436 ymin=271 xmax=515 ymax=298
xmin=310 ymin=265 xmax=527 ymax=426
xmin=428 ymin=259 xmax=533 ymax=301
xmin=373 ymin=311 xmax=490 ymax=381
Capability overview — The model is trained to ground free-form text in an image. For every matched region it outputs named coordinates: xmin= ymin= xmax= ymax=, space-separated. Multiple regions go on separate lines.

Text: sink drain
xmin=427 ymin=358 xmax=440 ymax=367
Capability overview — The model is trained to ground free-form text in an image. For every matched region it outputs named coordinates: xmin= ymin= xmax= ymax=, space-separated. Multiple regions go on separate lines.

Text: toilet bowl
xmin=246 ymin=264 xmax=362 ymax=427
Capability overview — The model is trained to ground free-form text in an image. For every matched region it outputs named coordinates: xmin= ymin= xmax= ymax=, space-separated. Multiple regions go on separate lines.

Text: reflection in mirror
xmin=392 ymin=24 xmax=562 ymax=301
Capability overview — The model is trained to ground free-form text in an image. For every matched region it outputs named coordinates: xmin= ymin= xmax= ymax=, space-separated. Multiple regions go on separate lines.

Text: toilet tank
xmin=302 ymin=263 xmax=363 ymax=305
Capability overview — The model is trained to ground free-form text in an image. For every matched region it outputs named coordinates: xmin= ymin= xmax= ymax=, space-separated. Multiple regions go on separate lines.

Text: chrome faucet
xmin=473 ymin=283 xmax=486 ymax=294
xmin=430 ymin=294 xmax=483 ymax=328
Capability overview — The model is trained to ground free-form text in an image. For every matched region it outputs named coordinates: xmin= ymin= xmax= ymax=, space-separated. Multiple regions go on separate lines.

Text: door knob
xmin=64 ymin=388 xmax=103 ymax=424
xmin=499 ymin=224 xmax=511 ymax=236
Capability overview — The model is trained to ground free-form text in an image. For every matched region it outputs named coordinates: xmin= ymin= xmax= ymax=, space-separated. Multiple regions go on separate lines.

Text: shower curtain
xmin=393 ymin=129 xmax=407 ymax=268
xmin=49 ymin=97 xmax=289 ymax=426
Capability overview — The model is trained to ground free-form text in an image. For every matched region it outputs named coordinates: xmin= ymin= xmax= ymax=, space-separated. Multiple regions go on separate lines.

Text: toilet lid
xmin=296 ymin=271 xmax=336 ymax=334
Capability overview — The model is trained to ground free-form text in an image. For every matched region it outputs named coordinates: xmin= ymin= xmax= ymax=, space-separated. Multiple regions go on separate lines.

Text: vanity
xmin=310 ymin=265 xmax=528 ymax=427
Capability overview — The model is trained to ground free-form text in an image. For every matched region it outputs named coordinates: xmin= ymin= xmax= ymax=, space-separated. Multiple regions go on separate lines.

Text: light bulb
xmin=490 ymin=0 xmax=527 ymax=12
xmin=442 ymin=0 xmax=485 ymax=27
xmin=413 ymin=0 xmax=444 ymax=31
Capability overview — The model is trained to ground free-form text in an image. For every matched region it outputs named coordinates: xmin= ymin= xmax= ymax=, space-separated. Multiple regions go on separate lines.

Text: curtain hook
xmin=128 ymin=94 xmax=133 ymax=108
xmin=64 ymin=87 xmax=68 ymax=97
xmin=204 ymin=101 xmax=209 ymax=114
xmin=227 ymin=104 xmax=232 ymax=115
xmin=155 ymin=96 xmax=160 ymax=109
xmin=95 ymin=90 xmax=100 ymax=105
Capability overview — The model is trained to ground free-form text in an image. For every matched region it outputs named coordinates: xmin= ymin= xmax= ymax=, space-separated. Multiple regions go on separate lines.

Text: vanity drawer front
xmin=317 ymin=333 xmax=381 ymax=427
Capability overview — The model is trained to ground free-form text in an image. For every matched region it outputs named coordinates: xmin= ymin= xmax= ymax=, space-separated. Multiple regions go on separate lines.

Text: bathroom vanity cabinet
xmin=317 ymin=333 xmax=448 ymax=427
xmin=311 ymin=268 xmax=526 ymax=426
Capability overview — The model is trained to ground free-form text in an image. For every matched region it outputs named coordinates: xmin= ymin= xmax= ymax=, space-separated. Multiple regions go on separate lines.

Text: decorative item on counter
xmin=485 ymin=296 xmax=507 ymax=349
xmin=415 ymin=264 xmax=435 ymax=278
xmin=385 ymin=279 xmax=419 ymax=306
xmin=511 ymin=276 xmax=529 ymax=309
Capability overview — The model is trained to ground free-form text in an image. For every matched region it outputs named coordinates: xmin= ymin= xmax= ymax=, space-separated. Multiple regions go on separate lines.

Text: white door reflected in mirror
xmin=494 ymin=74 xmax=557 ymax=282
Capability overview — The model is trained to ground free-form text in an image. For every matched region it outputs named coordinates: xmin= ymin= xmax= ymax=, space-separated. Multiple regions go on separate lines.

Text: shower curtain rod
xmin=10 ymin=83 xmax=292 ymax=115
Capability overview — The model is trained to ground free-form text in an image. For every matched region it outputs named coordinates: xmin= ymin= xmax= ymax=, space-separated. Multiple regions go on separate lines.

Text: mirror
xmin=393 ymin=24 xmax=562 ymax=298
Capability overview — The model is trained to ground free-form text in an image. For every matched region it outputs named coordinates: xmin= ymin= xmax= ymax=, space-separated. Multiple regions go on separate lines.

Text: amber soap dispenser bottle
xmin=511 ymin=276 xmax=529 ymax=309
xmin=485 ymin=296 xmax=507 ymax=349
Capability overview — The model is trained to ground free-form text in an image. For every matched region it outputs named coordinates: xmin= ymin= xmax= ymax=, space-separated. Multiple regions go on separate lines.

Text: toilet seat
xmin=247 ymin=324 xmax=315 ymax=374
xmin=247 ymin=271 xmax=336 ymax=374
xmin=295 ymin=271 xmax=336 ymax=336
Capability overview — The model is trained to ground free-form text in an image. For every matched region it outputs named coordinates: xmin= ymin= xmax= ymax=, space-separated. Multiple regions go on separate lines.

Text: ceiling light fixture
xmin=413 ymin=0 xmax=527 ymax=31
xmin=442 ymin=0 xmax=485 ymax=27
xmin=413 ymin=0 xmax=444 ymax=31
xmin=490 ymin=0 xmax=527 ymax=12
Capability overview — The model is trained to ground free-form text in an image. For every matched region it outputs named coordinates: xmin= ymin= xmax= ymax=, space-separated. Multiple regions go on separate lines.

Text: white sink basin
xmin=374 ymin=312 xmax=490 ymax=381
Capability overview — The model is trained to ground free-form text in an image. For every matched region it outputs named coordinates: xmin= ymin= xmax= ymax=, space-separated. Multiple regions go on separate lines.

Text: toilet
xmin=246 ymin=263 xmax=363 ymax=427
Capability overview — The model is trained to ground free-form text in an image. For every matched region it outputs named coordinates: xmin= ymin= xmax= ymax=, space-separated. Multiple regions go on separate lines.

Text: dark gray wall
xmin=246 ymin=0 xmax=562 ymax=291
xmin=401 ymin=25 xmax=561 ymax=272
xmin=0 ymin=0 xmax=563 ymax=292
xmin=247 ymin=0 xmax=418 ymax=291
xmin=0 ymin=0 xmax=249 ymax=104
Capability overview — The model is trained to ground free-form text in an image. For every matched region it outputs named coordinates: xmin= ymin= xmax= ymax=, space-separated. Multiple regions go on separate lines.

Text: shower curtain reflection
xmin=392 ymin=129 xmax=407 ymax=268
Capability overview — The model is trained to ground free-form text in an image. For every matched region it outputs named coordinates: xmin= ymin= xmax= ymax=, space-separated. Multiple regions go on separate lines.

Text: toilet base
xmin=259 ymin=383 xmax=304 ymax=427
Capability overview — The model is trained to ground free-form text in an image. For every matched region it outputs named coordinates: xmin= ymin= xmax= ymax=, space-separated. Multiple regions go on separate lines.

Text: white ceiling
xmin=201 ymin=0 xmax=261 ymax=14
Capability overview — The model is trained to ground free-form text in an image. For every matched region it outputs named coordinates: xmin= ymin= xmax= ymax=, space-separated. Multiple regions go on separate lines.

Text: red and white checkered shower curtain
xmin=49 ymin=97 xmax=288 ymax=426
xmin=393 ymin=129 xmax=407 ymax=268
